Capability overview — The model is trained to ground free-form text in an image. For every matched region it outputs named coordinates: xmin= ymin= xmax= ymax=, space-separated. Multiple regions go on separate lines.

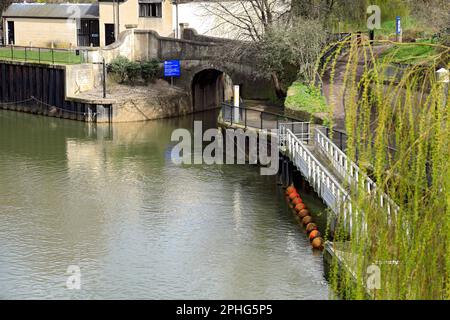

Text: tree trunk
xmin=271 ymin=72 xmax=286 ymax=99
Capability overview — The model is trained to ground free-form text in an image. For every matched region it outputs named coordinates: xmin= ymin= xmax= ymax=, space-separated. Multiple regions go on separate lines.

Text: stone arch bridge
xmin=98 ymin=28 xmax=274 ymax=112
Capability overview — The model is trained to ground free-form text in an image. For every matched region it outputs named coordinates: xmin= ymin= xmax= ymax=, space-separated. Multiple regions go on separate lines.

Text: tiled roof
xmin=3 ymin=3 xmax=99 ymax=19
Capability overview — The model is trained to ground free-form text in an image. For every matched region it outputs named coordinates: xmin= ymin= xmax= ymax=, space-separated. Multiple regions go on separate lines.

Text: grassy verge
xmin=0 ymin=47 xmax=82 ymax=64
xmin=377 ymin=16 xmax=422 ymax=38
xmin=380 ymin=39 xmax=437 ymax=64
xmin=285 ymin=82 xmax=329 ymax=115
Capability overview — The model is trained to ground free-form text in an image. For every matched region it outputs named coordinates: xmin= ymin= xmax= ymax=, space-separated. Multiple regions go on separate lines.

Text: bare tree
xmin=291 ymin=0 xmax=337 ymax=20
xmin=199 ymin=1 xmax=294 ymax=98
xmin=256 ymin=17 xmax=327 ymax=96
xmin=410 ymin=0 xmax=450 ymax=34
xmin=200 ymin=1 xmax=327 ymax=98
xmin=200 ymin=0 xmax=291 ymax=41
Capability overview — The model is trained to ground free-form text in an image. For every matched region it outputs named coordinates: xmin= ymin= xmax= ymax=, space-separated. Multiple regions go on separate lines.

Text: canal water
xmin=0 ymin=109 xmax=329 ymax=299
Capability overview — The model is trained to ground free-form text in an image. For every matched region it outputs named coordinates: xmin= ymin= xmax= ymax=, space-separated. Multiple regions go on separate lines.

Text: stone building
xmin=1 ymin=0 xmax=174 ymax=48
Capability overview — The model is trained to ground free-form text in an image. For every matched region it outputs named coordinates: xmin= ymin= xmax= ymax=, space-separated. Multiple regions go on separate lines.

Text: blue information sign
xmin=396 ymin=16 xmax=401 ymax=35
xmin=164 ymin=60 xmax=181 ymax=77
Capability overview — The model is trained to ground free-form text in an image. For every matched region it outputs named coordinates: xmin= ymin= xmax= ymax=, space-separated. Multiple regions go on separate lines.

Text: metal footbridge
xmin=220 ymin=102 xmax=399 ymax=233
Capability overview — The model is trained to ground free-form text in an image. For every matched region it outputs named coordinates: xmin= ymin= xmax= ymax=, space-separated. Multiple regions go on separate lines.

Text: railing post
xmin=11 ymin=46 xmax=13 ymax=60
xmin=52 ymin=49 xmax=54 ymax=64
xmin=245 ymin=108 xmax=247 ymax=129
xmin=260 ymin=113 xmax=263 ymax=129
xmin=25 ymin=47 xmax=27 ymax=62
xmin=233 ymin=85 xmax=240 ymax=123
xmin=38 ymin=48 xmax=41 ymax=63
xmin=230 ymin=106 xmax=233 ymax=126
xmin=308 ymin=123 xmax=311 ymax=143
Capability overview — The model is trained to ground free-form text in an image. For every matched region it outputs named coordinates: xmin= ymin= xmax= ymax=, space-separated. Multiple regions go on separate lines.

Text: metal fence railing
xmin=221 ymin=102 xmax=347 ymax=150
xmin=221 ymin=100 xmax=400 ymax=233
xmin=317 ymin=126 xmax=348 ymax=151
xmin=283 ymin=125 xmax=352 ymax=228
xmin=0 ymin=45 xmax=86 ymax=65
xmin=221 ymin=102 xmax=318 ymax=132
xmin=279 ymin=121 xmax=311 ymax=145
xmin=221 ymin=102 xmax=297 ymax=131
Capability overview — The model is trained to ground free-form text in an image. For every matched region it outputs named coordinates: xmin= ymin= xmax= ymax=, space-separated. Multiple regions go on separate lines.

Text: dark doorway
xmin=192 ymin=69 xmax=233 ymax=112
xmin=7 ymin=21 xmax=14 ymax=45
xmin=105 ymin=24 xmax=115 ymax=46
xmin=77 ymin=19 xmax=100 ymax=47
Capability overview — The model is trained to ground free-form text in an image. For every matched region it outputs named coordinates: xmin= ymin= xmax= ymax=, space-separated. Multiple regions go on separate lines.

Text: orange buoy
xmin=292 ymin=197 xmax=302 ymax=206
xmin=286 ymin=186 xmax=296 ymax=195
xmin=312 ymin=237 xmax=324 ymax=249
xmin=302 ymin=215 xmax=312 ymax=225
xmin=299 ymin=208 xmax=309 ymax=216
xmin=306 ymin=223 xmax=318 ymax=233
xmin=289 ymin=192 xmax=299 ymax=200
xmin=295 ymin=203 xmax=306 ymax=212
xmin=309 ymin=230 xmax=320 ymax=240
xmin=297 ymin=209 xmax=309 ymax=218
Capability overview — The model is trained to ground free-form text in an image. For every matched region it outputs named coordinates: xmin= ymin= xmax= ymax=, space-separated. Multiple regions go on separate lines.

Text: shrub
xmin=108 ymin=56 xmax=130 ymax=83
xmin=438 ymin=28 xmax=450 ymax=46
xmin=108 ymin=57 xmax=160 ymax=85
xmin=125 ymin=61 xmax=141 ymax=85
xmin=141 ymin=59 xmax=160 ymax=82
xmin=108 ymin=56 xmax=159 ymax=84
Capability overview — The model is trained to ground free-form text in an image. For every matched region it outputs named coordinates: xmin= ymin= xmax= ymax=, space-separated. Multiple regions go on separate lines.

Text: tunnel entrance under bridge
xmin=191 ymin=69 xmax=233 ymax=112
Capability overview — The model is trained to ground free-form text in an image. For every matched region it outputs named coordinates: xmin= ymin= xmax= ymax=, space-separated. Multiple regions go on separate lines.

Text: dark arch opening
xmin=191 ymin=69 xmax=233 ymax=112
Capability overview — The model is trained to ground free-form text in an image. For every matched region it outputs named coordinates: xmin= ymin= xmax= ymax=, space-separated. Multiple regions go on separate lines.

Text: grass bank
xmin=380 ymin=39 xmax=438 ymax=64
xmin=0 ymin=47 xmax=82 ymax=65
xmin=285 ymin=82 xmax=329 ymax=120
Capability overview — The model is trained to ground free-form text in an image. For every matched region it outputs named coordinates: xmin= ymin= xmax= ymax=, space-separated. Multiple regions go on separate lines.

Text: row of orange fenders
xmin=285 ymin=185 xmax=324 ymax=250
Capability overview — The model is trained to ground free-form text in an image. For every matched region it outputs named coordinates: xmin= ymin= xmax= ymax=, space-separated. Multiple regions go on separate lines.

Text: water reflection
xmin=0 ymin=109 xmax=328 ymax=299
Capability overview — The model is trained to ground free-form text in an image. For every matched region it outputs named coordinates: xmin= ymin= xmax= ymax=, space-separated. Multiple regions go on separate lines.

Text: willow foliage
xmin=317 ymin=37 xmax=450 ymax=299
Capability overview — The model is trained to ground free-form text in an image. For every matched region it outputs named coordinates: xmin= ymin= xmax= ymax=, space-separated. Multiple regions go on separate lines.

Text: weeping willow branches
xmin=320 ymin=36 xmax=449 ymax=299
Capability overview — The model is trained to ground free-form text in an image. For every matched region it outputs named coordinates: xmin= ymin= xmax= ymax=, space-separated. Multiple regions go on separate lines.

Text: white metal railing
xmin=314 ymin=127 xmax=399 ymax=220
xmin=283 ymin=127 xmax=355 ymax=230
xmin=277 ymin=122 xmax=410 ymax=234
xmin=279 ymin=122 xmax=311 ymax=146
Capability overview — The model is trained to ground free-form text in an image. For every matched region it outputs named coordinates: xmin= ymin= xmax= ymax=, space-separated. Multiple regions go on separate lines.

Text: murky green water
xmin=0 ymin=109 xmax=328 ymax=299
